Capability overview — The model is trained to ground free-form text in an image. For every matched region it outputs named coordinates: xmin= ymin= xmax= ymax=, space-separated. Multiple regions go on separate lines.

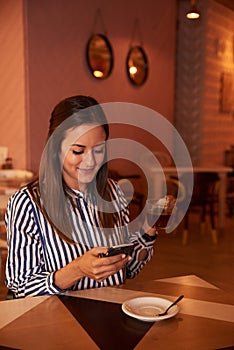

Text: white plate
xmin=122 ymin=296 xmax=179 ymax=322
xmin=0 ymin=169 xmax=33 ymax=180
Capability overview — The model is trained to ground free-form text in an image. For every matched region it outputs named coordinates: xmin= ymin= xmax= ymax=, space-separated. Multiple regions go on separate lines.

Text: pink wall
xmin=24 ymin=0 xmax=177 ymax=172
xmin=0 ymin=0 xmax=26 ymax=169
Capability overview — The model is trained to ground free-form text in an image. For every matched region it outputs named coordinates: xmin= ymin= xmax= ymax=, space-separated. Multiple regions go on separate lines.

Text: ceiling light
xmin=186 ymin=0 xmax=200 ymax=20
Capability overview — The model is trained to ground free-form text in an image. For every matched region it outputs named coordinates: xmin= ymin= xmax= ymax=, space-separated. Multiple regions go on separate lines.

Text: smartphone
xmin=99 ymin=243 xmax=135 ymax=258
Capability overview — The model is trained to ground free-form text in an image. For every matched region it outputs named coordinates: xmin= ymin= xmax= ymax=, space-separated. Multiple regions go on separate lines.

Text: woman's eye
xmin=72 ymin=150 xmax=84 ymax=155
xmin=94 ymin=148 xmax=104 ymax=154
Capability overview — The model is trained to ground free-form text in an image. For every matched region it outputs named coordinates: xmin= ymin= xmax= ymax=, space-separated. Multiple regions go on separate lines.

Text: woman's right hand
xmin=76 ymin=247 xmax=131 ymax=281
xmin=54 ymin=247 xmax=131 ymax=290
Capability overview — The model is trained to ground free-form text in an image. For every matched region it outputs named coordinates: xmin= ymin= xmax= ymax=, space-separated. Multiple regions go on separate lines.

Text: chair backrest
xmin=165 ymin=176 xmax=186 ymax=203
xmin=153 ymin=151 xmax=172 ymax=167
xmin=117 ymin=178 xmax=134 ymax=201
xmin=187 ymin=172 xmax=220 ymax=206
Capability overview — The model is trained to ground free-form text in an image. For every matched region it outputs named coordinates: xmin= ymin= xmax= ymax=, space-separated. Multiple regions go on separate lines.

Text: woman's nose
xmin=83 ymin=150 xmax=95 ymax=167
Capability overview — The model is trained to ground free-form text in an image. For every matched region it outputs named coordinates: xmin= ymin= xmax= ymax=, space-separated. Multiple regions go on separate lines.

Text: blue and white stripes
xmin=5 ymin=180 xmax=155 ymax=298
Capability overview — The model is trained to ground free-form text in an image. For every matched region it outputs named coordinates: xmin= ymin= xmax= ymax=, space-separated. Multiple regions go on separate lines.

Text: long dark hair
xmin=28 ymin=95 xmax=114 ymax=242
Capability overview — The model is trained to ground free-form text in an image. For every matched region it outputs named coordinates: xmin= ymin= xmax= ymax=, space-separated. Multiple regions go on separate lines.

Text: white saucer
xmin=122 ymin=296 xmax=179 ymax=322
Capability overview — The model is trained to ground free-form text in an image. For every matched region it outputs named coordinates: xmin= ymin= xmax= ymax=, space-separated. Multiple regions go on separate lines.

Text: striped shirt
xmin=5 ymin=179 xmax=155 ymax=298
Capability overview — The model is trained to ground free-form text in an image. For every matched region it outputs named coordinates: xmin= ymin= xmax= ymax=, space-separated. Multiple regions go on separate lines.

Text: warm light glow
xmin=93 ymin=70 xmax=104 ymax=78
xmin=186 ymin=11 xmax=200 ymax=19
xmin=186 ymin=1 xmax=200 ymax=20
xmin=129 ymin=66 xmax=137 ymax=75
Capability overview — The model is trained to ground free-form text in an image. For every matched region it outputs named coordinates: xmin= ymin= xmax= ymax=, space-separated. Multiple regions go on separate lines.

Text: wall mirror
xmin=86 ymin=33 xmax=113 ymax=79
xmin=126 ymin=46 xmax=148 ymax=86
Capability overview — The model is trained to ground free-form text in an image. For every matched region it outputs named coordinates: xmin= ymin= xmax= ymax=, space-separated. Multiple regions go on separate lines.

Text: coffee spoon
xmin=156 ymin=295 xmax=184 ymax=316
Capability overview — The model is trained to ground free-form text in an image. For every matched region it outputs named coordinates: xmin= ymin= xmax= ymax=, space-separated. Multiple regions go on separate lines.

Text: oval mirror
xmin=86 ymin=34 xmax=113 ymax=79
xmin=126 ymin=46 xmax=148 ymax=86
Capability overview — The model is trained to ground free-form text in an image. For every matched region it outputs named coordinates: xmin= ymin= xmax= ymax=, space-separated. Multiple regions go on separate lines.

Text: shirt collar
xmin=63 ymin=182 xmax=84 ymax=199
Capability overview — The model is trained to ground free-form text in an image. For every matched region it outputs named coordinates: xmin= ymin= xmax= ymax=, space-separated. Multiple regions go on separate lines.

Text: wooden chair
xmin=0 ymin=209 xmax=8 ymax=300
xmin=182 ymin=173 xmax=220 ymax=245
xmin=117 ymin=178 xmax=144 ymax=220
xmin=108 ymin=170 xmax=144 ymax=222
xmin=163 ymin=176 xmax=186 ymax=233
xmin=226 ymin=173 xmax=234 ymax=217
xmin=152 ymin=151 xmax=173 ymax=167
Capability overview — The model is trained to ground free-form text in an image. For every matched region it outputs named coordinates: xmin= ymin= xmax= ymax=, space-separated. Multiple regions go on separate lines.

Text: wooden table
xmin=0 ymin=275 xmax=233 ymax=349
xmin=150 ymin=166 xmax=233 ymax=231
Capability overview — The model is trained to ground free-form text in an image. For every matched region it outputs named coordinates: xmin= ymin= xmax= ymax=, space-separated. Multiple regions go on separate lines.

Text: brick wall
xmin=175 ymin=0 xmax=234 ymax=166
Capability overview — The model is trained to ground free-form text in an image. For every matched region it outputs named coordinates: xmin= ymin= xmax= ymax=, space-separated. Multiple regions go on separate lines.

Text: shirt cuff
xmin=139 ymin=228 xmax=158 ymax=242
xmin=47 ymin=272 xmax=67 ymax=294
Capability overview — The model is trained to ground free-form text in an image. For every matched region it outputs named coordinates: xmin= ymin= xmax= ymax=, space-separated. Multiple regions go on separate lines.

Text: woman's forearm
xmin=54 ymin=258 xmax=83 ymax=290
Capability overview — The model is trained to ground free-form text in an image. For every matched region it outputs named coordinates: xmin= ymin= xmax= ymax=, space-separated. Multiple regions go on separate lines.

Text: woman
xmin=5 ymin=95 xmax=157 ymax=298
